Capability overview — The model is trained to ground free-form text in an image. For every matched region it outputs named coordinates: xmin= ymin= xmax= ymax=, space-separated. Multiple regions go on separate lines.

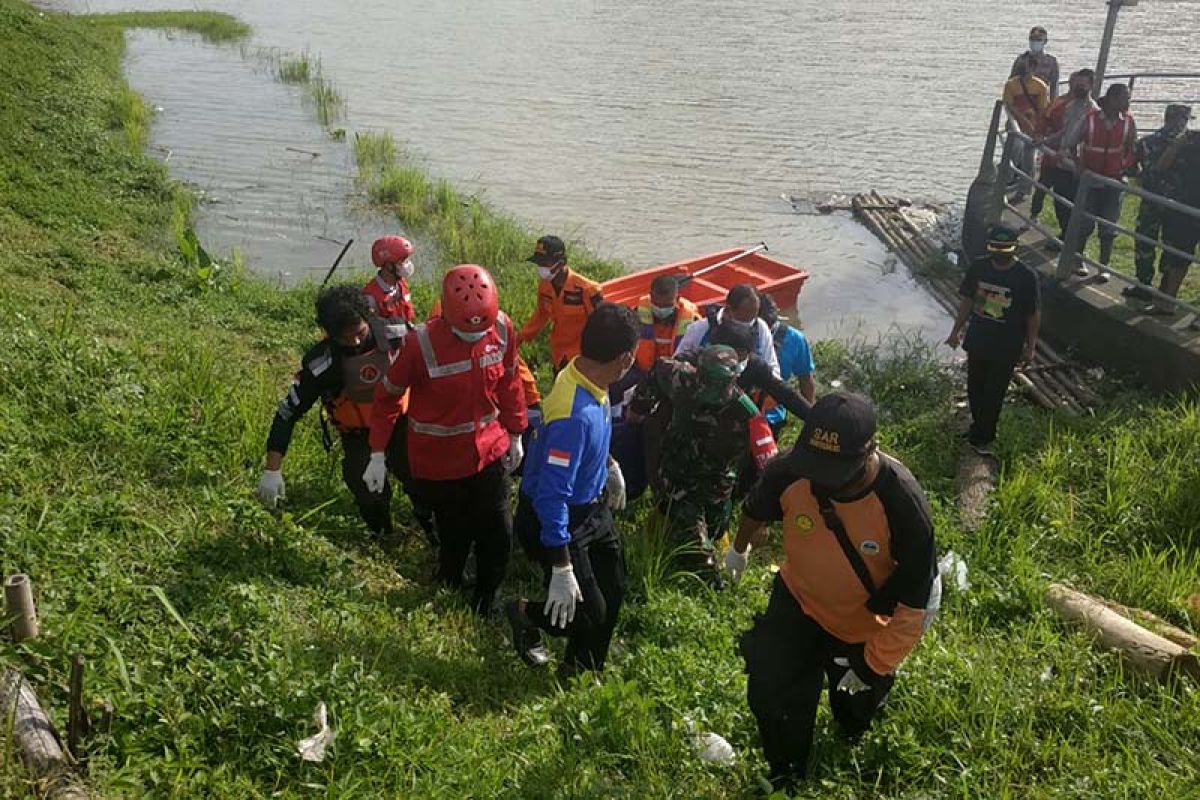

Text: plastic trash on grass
xmin=938 ymin=551 xmax=970 ymax=591
xmin=297 ymin=702 xmax=335 ymax=762
xmin=684 ymin=715 xmax=736 ymax=765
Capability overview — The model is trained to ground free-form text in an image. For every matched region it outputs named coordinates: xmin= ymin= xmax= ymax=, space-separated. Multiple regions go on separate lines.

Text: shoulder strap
xmin=813 ymin=489 xmax=877 ymax=598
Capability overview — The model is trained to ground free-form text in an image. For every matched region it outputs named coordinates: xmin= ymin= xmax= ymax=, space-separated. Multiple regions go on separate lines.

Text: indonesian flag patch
xmin=547 ymin=449 xmax=572 ymax=468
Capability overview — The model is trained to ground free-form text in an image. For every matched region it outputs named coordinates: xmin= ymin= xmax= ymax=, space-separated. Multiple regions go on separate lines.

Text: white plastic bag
xmin=297 ymin=702 xmax=335 ymax=762
xmin=938 ymin=551 xmax=970 ymax=591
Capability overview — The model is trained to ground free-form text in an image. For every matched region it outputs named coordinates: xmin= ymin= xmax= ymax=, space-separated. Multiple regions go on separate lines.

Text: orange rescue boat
xmin=600 ymin=243 xmax=809 ymax=314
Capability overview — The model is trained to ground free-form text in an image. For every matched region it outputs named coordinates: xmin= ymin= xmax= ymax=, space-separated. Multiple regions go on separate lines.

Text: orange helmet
xmin=371 ymin=236 xmax=414 ymax=268
xmin=442 ymin=265 xmax=499 ymax=333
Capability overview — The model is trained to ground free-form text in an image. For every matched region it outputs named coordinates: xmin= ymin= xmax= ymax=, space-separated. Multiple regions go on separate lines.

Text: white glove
xmin=362 ymin=451 xmax=388 ymax=494
xmin=501 ymin=433 xmax=524 ymax=474
xmin=836 ymin=667 xmax=871 ymax=695
xmin=724 ymin=544 xmax=750 ymax=584
xmin=256 ymin=470 xmax=285 ymax=508
xmin=544 ymin=564 xmax=583 ymax=629
xmin=606 ymin=459 xmax=626 ymax=511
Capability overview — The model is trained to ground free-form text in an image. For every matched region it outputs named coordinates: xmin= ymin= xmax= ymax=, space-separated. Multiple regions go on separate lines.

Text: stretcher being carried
xmin=599 ymin=243 xmax=810 ymax=315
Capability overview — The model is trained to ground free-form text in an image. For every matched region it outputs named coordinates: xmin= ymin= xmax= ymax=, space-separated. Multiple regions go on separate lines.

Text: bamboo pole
xmin=4 ymin=574 xmax=38 ymax=642
xmin=1097 ymin=599 xmax=1199 ymax=651
xmin=1 ymin=670 xmax=91 ymax=799
xmin=1046 ymin=584 xmax=1200 ymax=683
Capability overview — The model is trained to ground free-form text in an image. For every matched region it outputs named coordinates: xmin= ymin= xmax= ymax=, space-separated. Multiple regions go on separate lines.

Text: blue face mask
xmin=452 ymin=327 xmax=487 ymax=342
xmin=651 ymin=304 xmax=676 ymax=320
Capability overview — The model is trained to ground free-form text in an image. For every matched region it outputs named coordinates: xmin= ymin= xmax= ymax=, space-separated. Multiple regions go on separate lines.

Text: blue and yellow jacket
xmin=520 ymin=359 xmax=612 ymax=548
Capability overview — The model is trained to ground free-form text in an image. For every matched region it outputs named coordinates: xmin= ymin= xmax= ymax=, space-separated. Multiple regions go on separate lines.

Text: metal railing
xmin=1057 ymin=71 xmax=1200 ymax=105
xmin=991 ymin=124 xmax=1200 ymax=319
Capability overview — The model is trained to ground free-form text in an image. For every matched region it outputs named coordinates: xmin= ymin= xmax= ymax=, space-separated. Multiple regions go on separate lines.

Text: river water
xmin=48 ymin=0 xmax=1200 ymax=341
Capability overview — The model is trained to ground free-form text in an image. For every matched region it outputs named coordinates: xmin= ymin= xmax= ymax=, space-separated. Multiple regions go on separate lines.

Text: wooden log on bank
xmin=1045 ymin=584 xmax=1200 ymax=684
xmin=1 ymin=670 xmax=91 ymax=800
xmin=4 ymin=574 xmax=39 ymax=642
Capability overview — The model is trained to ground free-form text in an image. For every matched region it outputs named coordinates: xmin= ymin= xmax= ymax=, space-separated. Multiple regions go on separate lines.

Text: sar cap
xmin=987 ymin=224 xmax=1020 ymax=254
xmin=791 ymin=392 xmax=877 ymax=487
xmin=527 ymin=235 xmax=567 ymax=267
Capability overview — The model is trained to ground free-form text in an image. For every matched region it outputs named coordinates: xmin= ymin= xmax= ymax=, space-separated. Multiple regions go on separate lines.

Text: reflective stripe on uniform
xmin=382 ymin=376 xmax=405 ymax=395
xmin=409 ymin=410 xmax=499 ymax=437
xmin=415 ymin=313 xmax=511 ymax=378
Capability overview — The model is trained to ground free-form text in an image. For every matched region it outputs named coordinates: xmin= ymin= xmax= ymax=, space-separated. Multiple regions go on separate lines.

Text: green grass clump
xmin=2 ymin=0 xmax=1199 ymax=796
xmin=87 ymin=10 xmax=250 ymax=43
xmin=274 ymin=52 xmax=311 ymax=84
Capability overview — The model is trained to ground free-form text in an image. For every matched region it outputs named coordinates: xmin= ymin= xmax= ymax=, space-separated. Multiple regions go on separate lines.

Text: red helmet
xmin=371 ymin=236 xmax=414 ymax=268
xmin=442 ymin=265 xmax=499 ymax=333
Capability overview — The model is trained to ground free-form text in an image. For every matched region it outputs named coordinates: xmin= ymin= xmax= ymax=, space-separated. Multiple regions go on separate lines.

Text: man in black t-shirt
xmin=946 ymin=225 xmax=1041 ymax=456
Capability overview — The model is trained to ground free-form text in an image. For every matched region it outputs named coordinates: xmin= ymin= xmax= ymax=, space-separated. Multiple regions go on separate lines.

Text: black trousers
xmin=1037 ymin=164 xmax=1077 ymax=235
xmin=966 ymin=351 xmax=1018 ymax=446
xmin=516 ymin=493 xmax=627 ymax=671
xmin=740 ymin=575 xmax=894 ymax=783
xmin=409 ymin=459 xmax=512 ymax=616
xmin=1161 ymin=209 xmax=1200 ymax=275
xmin=340 ymin=427 xmax=406 ymax=537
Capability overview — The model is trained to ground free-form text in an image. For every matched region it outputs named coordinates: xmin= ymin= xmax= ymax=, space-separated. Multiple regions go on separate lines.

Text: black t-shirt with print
xmin=959 ymin=256 xmax=1041 ymax=361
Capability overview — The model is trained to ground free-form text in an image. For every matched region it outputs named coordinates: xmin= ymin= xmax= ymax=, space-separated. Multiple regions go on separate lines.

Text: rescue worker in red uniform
xmin=1063 ymin=82 xmax=1138 ymax=269
xmin=365 ymin=265 xmax=528 ymax=616
xmin=257 ymin=285 xmax=407 ymax=537
xmin=363 ymin=235 xmax=417 ymax=349
xmin=518 ymin=235 xmax=606 ymax=371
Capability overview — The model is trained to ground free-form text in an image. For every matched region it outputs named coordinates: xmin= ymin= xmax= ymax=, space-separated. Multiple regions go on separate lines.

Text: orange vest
xmin=634 ymin=295 xmax=701 ymax=371
xmin=778 ymin=476 xmax=926 ymax=675
xmin=518 ymin=269 xmax=605 ymax=370
xmin=1079 ymin=109 xmax=1134 ymax=178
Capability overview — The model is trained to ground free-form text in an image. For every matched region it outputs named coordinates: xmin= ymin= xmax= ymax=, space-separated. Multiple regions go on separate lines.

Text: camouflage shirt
xmin=630 ymin=355 xmax=759 ymax=504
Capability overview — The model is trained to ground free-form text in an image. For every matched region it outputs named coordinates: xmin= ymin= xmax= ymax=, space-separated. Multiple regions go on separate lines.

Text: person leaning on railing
xmin=1060 ymin=83 xmax=1137 ymax=271
xmin=1151 ymin=126 xmax=1200 ymax=309
xmin=1002 ymin=54 xmax=1051 ymax=204
xmin=1125 ymin=105 xmax=1194 ymax=300
xmin=1031 ymin=69 xmax=1097 ymax=246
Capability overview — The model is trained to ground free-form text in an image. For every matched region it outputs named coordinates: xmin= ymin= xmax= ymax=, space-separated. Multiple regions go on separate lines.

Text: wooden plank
xmin=1 ymin=670 xmax=91 ymax=799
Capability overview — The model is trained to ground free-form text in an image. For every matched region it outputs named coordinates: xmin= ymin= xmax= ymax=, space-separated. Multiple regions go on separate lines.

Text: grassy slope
xmin=1 ymin=1 xmax=1198 ymax=796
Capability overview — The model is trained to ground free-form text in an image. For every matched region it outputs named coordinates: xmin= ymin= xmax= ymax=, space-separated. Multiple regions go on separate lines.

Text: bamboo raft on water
xmin=851 ymin=191 xmax=1099 ymax=415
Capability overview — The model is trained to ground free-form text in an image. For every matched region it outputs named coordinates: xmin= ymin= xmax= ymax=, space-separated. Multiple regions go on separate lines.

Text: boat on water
xmin=600 ymin=244 xmax=809 ymax=314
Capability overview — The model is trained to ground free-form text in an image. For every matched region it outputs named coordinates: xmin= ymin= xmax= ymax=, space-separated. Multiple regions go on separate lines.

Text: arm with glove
xmin=363 ymin=332 xmax=420 ymax=492
xmin=258 ymin=349 xmax=335 ymax=508
xmin=532 ymin=417 xmax=588 ymax=627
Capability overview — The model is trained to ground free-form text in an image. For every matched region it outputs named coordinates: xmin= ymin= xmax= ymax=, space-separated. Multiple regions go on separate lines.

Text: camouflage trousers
xmin=654 ymin=490 xmax=732 ymax=586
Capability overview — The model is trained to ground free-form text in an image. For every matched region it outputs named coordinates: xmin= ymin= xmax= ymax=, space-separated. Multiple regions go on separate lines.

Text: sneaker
xmin=1122 ymin=285 xmax=1152 ymax=300
xmin=970 ymin=441 xmax=996 ymax=457
xmin=1074 ymin=265 xmax=1089 ymax=277
xmin=1044 ymin=239 xmax=1062 ymax=253
xmin=506 ymin=600 xmax=550 ymax=668
xmin=1096 ymin=271 xmax=1111 ymax=284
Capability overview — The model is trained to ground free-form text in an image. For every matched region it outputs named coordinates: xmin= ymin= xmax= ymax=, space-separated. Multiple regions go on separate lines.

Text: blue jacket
xmin=520 ymin=359 xmax=612 ymax=548
xmin=766 ymin=325 xmax=814 ymax=426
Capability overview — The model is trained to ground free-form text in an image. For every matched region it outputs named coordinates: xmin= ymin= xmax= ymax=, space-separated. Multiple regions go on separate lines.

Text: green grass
xmin=87 ymin=10 xmax=250 ymax=43
xmin=2 ymin=0 xmax=1199 ymax=796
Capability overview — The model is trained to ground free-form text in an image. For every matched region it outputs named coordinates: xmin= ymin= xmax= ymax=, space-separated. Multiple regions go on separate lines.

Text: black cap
xmin=527 ymin=235 xmax=567 ymax=267
xmin=1166 ymin=104 xmax=1193 ymax=121
xmin=987 ymin=224 xmax=1019 ymax=254
xmin=791 ymin=392 xmax=877 ymax=487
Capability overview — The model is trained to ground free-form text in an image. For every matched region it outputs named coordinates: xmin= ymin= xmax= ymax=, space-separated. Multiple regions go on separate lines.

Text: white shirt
xmin=674 ymin=309 xmax=781 ymax=378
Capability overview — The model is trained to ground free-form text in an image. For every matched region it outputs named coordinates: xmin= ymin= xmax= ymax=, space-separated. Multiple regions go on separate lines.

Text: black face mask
xmin=811 ymin=461 xmax=869 ymax=498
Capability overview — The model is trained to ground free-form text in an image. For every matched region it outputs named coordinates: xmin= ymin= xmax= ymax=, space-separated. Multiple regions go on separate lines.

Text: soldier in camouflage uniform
xmin=628 ymin=345 xmax=776 ymax=587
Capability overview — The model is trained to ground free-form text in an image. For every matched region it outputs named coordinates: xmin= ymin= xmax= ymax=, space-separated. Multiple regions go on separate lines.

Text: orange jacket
xmin=369 ymin=314 xmax=527 ymax=480
xmin=517 ymin=268 xmax=605 ymax=370
xmin=633 ymin=295 xmax=701 ymax=372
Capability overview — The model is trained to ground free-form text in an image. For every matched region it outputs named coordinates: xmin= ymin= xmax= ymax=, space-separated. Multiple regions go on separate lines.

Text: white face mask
xmin=1030 ymin=40 xmax=1045 ymax=54
xmin=736 ymin=358 xmax=749 ymax=375
xmin=537 ymin=266 xmax=556 ymax=281
xmin=651 ymin=304 xmax=676 ymax=320
xmin=729 ymin=317 xmax=756 ymax=332
xmin=397 ymin=259 xmax=415 ymax=280
xmin=452 ymin=327 xmax=487 ymax=342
